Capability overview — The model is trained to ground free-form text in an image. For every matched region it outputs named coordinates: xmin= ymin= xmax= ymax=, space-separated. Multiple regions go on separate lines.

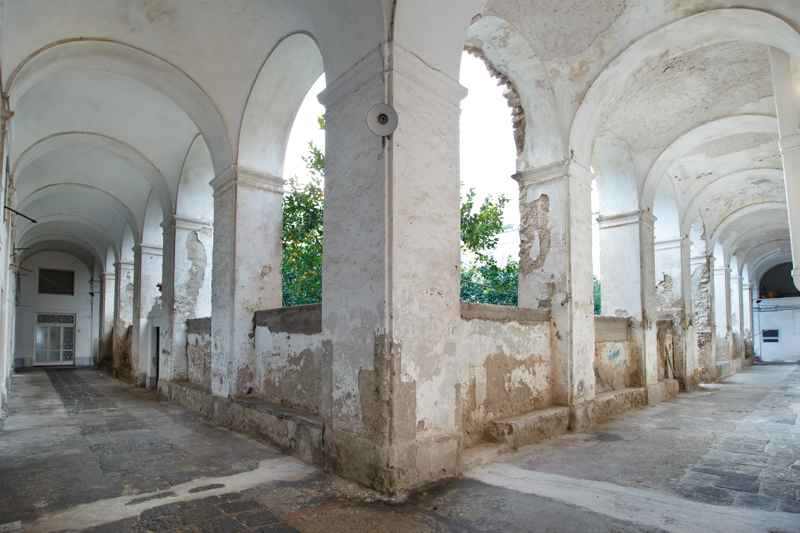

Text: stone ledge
xmin=253 ymin=303 xmax=322 ymax=334
xmin=460 ymin=302 xmax=549 ymax=324
xmin=186 ymin=317 xmax=211 ymax=335
xmin=158 ymin=381 xmax=323 ymax=466
xmin=646 ymin=379 xmax=680 ymax=406
xmin=483 ymin=405 xmax=570 ymax=449
xmin=594 ymin=316 xmax=630 ymax=342
xmin=593 ymin=387 xmax=646 ymax=425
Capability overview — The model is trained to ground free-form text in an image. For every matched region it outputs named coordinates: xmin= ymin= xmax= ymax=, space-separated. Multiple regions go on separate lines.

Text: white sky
xmin=283 ymin=52 xmax=519 ymax=226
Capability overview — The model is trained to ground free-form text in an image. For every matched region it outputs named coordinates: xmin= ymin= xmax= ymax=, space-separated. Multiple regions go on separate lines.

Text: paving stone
xmin=237 ymin=509 xmax=281 ymax=527
xmin=194 ymin=515 xmax=247 ymax=532
xmin=132 ymin=515 xmax=182 ymax=531
xmin=251 ymin=524 xmax=301 ymax=533
xmin=217 ymin=499 xmax=263 ymax=514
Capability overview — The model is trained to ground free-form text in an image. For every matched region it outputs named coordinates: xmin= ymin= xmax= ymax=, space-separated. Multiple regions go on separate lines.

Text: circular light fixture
xmin=366 ymin=103 xmax=398 ymax=136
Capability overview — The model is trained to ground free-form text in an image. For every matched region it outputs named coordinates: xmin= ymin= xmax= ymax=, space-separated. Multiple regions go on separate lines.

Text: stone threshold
xmin=159 ymin=380 xmax=323 ymax=466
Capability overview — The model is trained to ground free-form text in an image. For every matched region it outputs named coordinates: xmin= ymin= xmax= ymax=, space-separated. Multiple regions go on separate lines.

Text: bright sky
xmin=284 ymin=52 xmax=520 ymax=227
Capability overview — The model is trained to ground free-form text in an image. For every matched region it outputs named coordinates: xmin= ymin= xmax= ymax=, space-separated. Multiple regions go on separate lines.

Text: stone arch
xmin=464 ymin=15 xmax=563 ymax=168
xmin=569 ymin=8 xmax=800 ymax=170
xmin=14 ymin=132 xmax=173 ymax=219
xmin=653 ymin=178 xmax=680 ymax=242
xmin=592 ymin=128 xmax=639 ymax=215
xmin=141 ymin=192 xmax=164 ymax=246
xmin=642 ymin=115 xmax=777 ymax=211
xmin=17 ymin=183 xmax=140 ymax=246
xmin=176 ymin=135 xmax=214 ymax=221
xmin=238 ymin=33 xmax=324 ymax=178
xmin=19 ymin=238 xmax=104 ymax=274
xmin=6 ymin=39 xmax=232 ymax=174
xmin=711 ymin=203 xmax=787 ymax=252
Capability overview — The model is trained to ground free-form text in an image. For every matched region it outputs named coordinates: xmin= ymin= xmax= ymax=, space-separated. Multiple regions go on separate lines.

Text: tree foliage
xmin=593 ymin=275 xmax=602 ymax=315
xmin=282 ymin=115 xmax=325 ymax=306
xmin=459 ymin=187 xmax=517 ymax=306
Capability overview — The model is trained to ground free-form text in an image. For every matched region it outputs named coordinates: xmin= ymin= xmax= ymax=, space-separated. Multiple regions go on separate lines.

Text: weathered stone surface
xmin=483 ymin=406 xmax=570 ymax=449
xmin=592 ymin=387 xmax=646 ymax=425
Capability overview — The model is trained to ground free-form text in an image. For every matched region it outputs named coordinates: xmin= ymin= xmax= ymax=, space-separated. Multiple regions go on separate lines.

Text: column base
xmin=324 ymin=428 xmax=460 ymax=494
xmin=646 ymin=379 xmax=679 ymax=405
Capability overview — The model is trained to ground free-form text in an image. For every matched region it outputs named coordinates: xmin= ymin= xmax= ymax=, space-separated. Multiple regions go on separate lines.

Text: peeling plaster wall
xmin=594 ymin=317 xmax=638 ymax=393
xmin=458 ymin=304 xmax=551 ymax=445
xmin=692 ymin=257 xmax=716 ymax=381
xmin=186 ymin=317 xmax=211 ymax=390
xmin=253 ymin=304 xmax=322 ymax=414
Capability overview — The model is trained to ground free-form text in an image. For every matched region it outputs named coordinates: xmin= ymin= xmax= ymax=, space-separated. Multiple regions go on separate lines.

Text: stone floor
xmin=0 ymin=365 xmax=798 ymax=533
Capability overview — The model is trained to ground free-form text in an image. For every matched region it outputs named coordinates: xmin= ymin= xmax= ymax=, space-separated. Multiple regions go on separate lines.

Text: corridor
xmin=0 ymin=365 xmax=798 ymax=532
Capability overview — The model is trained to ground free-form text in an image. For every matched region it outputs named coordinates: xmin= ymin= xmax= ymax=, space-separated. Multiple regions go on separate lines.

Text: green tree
xmin=282 ymin=115 xmax=325 ymax=306
xmin=459 ymin=187 xmax=518 ymax=306
xmin=593 ymin=275 xmax=602 ymax=315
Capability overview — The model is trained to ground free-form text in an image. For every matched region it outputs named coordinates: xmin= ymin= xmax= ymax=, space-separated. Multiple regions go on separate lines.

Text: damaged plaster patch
xmin=520 ymin=194 xmax=550 ymax=275
xmin=685 ymin=132 xmax=778 ymax=159
xmin=465 ymin=46 xmax=526 ymax=156
xmin=604 ymin=41 xmax=773 ymax=156
xmin=183 ymin=231 xmax=207 ymax=317
xmin=484 ymin=0 xmax=626 ymax=61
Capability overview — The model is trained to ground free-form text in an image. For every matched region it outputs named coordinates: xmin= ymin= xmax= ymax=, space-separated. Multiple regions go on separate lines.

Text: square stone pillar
xmin=730 ymin=274 xmax=744 ymax=360
xmin=114 ymin=260 xmax=135 ymax=373
xmin=691 ymin=253 xmax=716 ymax=381
xmin=597 ymin=209 xmax=659 ymax=398
xmin=132 ymin=244 xmax=163 ymax=387
xmin=99 ymin=271 xmax=115 ymax=368
xmin=514 ymin=160 xmax=595 ymax=428
xmin=91 ymin=278 xmax=101 ymax=364
xmin=744 ymin=283 xmax=755 ymax=361
xmin=679 ymin=237 xmax=699 ymax=389
xmin=210 ymin=166 xmax=283 ymax=398
xmin=159 ymin=215 xmax=213 ymax=387
xmin=714 ymin=266 xmax=731 ymax=363
xmin=317 ymin=43 xmax=464 ymax=492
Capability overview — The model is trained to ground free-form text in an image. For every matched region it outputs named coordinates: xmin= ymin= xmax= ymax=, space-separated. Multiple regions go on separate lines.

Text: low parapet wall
xmin=458 ymin=302 xmax=552 ymax=446
xmin=252 ymin=303 xmax=323 ymax=414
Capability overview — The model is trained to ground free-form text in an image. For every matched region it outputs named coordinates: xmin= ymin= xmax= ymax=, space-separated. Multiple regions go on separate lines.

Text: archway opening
xmin=282 ymin=74 xmax=325 ymax=307
xmin=458 ymin=49 xmax=518 ymax=306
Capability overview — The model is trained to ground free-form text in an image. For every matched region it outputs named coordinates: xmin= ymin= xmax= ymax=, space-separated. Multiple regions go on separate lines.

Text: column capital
xmin=597 ymin=209 xmax=657 ymax=230
xmin=690 ymin=253 xmax=713 ymax=268
xmin=318 ymin=47 xmax=383 ymax=111
xmin=101 ymin=271 xmax=115 ymax=282
xmin=115 ymin=260 xmax=134 ymax=270
xmin=779 ymin=133 xmax=800 ymax=155
xmin=1 ymin=108 xmax=14 ymax=128
xmin=134 ymin=243 xmax=163 ymax=257
xmin=210 ymin=165 xmax=284 ymax=196
xmin=513 ymin=159 xmax=594 ymax=189
xmin=714 ymin=266 xmax=730 ymax=276
xmin=161 ymin=214 xmax=213 ymax=232
xmin=654 ymin=237 xmax=683 ymax=252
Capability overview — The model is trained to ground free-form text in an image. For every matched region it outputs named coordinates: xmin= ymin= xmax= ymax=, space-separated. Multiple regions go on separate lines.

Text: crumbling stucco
xmin=459 ymin=309 xmax=551 ymax=445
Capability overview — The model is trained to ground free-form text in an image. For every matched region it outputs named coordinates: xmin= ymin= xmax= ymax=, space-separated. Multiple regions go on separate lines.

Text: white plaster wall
xmin=254 ymin=326 xmax=322 ymax=414
xmin=754 ymin=297 xmax=800 ymax=362
xmin=14 ymin=251 xmax=95 ymax=367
